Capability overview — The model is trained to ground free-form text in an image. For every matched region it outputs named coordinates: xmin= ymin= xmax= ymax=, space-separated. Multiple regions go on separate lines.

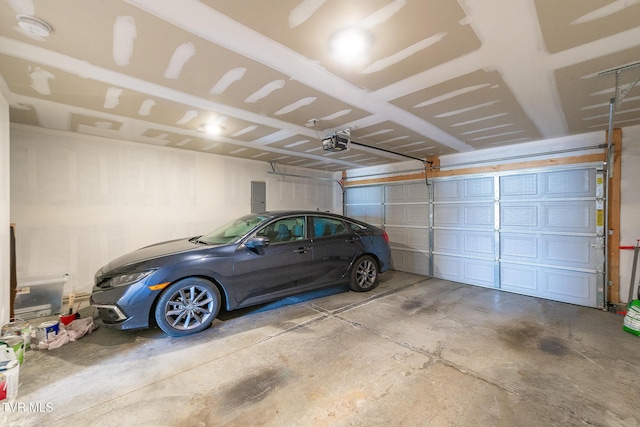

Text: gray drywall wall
xmin=9 ymin=126 xmax=340 ymax=297
xmin=620 ymin=125 xmax=640 ymax=303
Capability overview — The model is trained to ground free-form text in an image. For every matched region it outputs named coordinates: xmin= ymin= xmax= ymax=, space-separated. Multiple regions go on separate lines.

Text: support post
xmin=606 ymin=128 xmax=622 ymax=304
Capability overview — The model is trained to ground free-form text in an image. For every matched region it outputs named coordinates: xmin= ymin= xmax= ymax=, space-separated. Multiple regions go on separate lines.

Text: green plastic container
xmin=623 ymin=300 xmax=640 ymax=336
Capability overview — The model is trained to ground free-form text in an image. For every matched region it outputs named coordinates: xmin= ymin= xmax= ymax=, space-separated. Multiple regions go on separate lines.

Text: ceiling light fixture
xmin=329 ymin=27 xmax=372 ymax=61
xmin=200 ymin=123 xmax=224 ymax=135
xmin=16 ymin=15 xmax=52 ymax=38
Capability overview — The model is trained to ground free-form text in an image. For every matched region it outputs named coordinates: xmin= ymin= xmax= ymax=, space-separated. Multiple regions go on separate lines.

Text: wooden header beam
xmin=343 ymin=152 xmax=605 ymax=187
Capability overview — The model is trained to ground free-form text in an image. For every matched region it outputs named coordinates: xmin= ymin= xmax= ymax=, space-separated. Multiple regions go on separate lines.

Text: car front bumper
xmin=90 ymin=281 xmax=158 ymax=330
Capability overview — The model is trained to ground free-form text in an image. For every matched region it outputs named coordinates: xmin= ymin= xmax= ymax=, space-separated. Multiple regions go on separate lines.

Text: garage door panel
xmin=464 ymin=205 xmax=495 ymax=228
xmin=434 ymin=177 xmax=493 ymax=201
xmin=464 ymin=178 xmax=495 ymax=198
xmin=434 ymin=206 xmax=461 ymax=225
xmin=434 ymin=203 xmax=494 ymax=229
xmin=344 ymin=205 xmax=383 ymax=227
xmin=345 ymin=185 xmax=383 ymax=204
xmin=385 ymin=204 xmax=428 ymax=226
xmin=391 ymin=249 xmax=430 ymax=275
xmin=501 ymin=173 xmax=538 ymax=198
xmin=500 ymin=168 xmax=595 ymax=200
xmin=544 ymin=203 xmax=595 ymax=230
xmin=501 ymin=205 xmax=538 ymax=227
xmin=501 ymin=263 xmax=596 ymax=306
xmin=434 ymin=229 xmax=494 ymax=257
xmin=501 ymin=264 xmax=538 ymax=291
xmin=433 ymin=254 xmax=495 ymax=287
xmin=501 ymin=233 xmax=596 ymax=269
xmin=543 ymin=169 xmax=594 ymax=197
xmin=433 ymin=255 xmax=463 ymax=281
xmin=501 ymin=201 xmax=595 ymax=233
xmin=386 ymin=226 xmax=430 ymax=252
xmin=465 ymin=260 xmax=495 ymax=287
xmin=385 ymin=182 xmax=429 ymax=202
xmin=545 ymin=270 xmax=593 ymax=300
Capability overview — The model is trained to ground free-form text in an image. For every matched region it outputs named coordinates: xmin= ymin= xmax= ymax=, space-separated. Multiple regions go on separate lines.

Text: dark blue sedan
xmin=91 ymin=211 xmax=392 ymax=336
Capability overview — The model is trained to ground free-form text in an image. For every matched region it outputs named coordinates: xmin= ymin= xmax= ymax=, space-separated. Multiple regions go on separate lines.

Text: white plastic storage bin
xmin=14 ymin=275 xmax=67 ymax=320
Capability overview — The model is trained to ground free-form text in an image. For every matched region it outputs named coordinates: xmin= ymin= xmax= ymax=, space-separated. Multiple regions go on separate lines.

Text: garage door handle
xmin=294 ymin=247 xmax=311 ymax=254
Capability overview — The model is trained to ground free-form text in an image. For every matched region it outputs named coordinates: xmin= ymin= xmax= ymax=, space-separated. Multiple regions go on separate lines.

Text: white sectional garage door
xmin=345 ymin=164 xmax=605 ymax=308
xmin=345 ymin=181 xmax=430 ymax=276
xmin=432 ymin=175 xmax=496 ymax=288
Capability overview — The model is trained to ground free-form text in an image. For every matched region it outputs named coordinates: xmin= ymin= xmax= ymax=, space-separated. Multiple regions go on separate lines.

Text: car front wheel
xmin=350 ymin=255 xmax=379 ymax=292
xmin=155 ymin=277 xmax=221 ymax=337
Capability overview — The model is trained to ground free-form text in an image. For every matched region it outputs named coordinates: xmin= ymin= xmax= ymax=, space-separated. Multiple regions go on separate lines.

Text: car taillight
xmin=382 ymin=230 xmax=389 ymax=243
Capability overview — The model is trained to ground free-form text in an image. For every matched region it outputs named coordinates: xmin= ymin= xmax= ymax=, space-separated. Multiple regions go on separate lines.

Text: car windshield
xmin=198 ymin=214 xmax=271 ymax=245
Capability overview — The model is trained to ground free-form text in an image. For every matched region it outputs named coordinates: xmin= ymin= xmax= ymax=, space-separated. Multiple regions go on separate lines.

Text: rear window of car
xmin=311 ymin=217 xmax=349 ymax=238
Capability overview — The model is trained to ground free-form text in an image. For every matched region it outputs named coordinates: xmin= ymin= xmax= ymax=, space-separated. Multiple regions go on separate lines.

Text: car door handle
xmin=345 ymin=237 xmax=360 ymax=243
xmin=294 ymin=247 xmax=311 ymax=254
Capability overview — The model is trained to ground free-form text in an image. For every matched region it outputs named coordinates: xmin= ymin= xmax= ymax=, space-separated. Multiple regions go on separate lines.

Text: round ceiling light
xmin=16 ymin=15 xmax=52 ymax=38
xmin=200 ymin=123 xmax=224 ymax=135
xmin=329 ymin=27 xmax=372 ymax=61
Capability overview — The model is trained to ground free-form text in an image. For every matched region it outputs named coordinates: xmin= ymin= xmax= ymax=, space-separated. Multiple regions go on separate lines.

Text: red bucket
xmin=59 ymin=314 xmax=76 ymax=326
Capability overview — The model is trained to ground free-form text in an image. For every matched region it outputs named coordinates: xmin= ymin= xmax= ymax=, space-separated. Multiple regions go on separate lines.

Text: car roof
xmin=261 ymin=210 xmax=342 ymax=217
xmin=259 ymin=210 xmax=364 ymax=223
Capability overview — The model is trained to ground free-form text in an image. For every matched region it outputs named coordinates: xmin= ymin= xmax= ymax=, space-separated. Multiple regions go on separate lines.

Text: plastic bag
xmin=623 ymin=300 xmax=640 ymax=336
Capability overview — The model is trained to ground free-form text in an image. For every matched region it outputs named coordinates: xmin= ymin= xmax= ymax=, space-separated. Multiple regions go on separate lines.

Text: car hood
xmin=104 ymin=238 xmax=206 ymax=273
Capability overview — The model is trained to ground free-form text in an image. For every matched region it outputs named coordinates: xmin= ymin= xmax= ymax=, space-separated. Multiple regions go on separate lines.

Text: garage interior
xmin=1 ymin=1 xmax=640 ymax=426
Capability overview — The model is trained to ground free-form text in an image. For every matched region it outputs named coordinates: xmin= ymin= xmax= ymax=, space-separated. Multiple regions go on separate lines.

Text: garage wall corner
xmin=0 ymin=92 xmax=10 ymax=326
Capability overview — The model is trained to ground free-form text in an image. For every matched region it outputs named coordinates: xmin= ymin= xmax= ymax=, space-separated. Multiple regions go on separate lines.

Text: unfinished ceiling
xmin=1 ymin=0 xmax=639 ymax=171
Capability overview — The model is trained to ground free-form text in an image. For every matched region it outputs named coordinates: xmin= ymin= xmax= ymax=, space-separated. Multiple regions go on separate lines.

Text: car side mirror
xmin=245 ymin=236 xmax=270 ymax=249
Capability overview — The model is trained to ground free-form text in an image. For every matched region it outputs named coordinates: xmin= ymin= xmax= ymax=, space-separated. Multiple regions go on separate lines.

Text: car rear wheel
xmin=350 ymin=255 xmax=379 ymax=292
xmin=155 ymin=277 xmax=221 ymax=337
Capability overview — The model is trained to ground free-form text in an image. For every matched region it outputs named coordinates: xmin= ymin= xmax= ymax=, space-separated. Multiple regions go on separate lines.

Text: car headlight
xmin=105 ymin=271 xmax=154 ymax=288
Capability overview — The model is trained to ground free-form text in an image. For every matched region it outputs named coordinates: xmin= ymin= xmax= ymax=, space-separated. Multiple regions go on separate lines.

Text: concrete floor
xmin=2 ymin=271 xmax=640 ymax=427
